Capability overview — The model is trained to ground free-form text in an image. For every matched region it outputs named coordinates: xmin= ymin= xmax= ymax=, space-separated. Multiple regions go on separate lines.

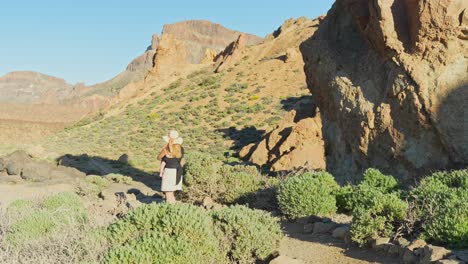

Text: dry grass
xmin=0 ymin=203 xmax=108 ymax=264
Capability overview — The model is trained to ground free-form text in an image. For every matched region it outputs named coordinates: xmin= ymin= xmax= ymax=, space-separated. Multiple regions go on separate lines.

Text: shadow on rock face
xmin=436 ymin=84 xmax=468 ymax=167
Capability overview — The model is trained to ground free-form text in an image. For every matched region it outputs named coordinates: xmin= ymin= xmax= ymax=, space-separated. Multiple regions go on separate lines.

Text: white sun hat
xmin=163 ymin=130 xmax=183 ymax=145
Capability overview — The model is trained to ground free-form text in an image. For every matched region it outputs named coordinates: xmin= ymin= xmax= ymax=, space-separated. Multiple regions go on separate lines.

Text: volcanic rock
xmin=300 ymin=0 xmax=468 ymax=182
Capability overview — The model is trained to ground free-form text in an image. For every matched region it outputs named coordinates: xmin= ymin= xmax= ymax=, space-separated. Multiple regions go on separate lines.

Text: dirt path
xmin=280 ymin=222 xmax=402 ymax=264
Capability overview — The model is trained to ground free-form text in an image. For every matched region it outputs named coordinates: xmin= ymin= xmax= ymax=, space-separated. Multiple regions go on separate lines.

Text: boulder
xmin=301 ymin=0 xmax=468 ymax=182
xmin=370 ymin=237 xmax=390 ymax=251
xmin=21 ymin=162 xmax=52 ymax=181
xmin=51 ymin=166 xmax=86 ymax=180
xmin=407 ymin=239 xmax=427 ymax=251
xmin=6 ymin=162 xmax=21 ymax=175
xmin=243 ymin=97 xmax=326 ymax=172
xmin=117 ymin=154 xmax=129 ymax=163
xmin=332 ymin=226 xmax=349 ymax=239
xmin=313 ymin=222 xmax=336 ymax=234
xmin=420 ymin=245 xmax=452 ymax=264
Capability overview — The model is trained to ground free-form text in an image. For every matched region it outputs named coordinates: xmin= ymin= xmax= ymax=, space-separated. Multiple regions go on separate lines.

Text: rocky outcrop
xmin=161 ymin=20 xmax=263 ymax=64
xmin=214 ymin=34 xmax=248 ymax=73
xmin=241 ymin=97 xmax=325 ymax=173
xmin=301 ymin=0 xmax=468 ymax=182
xmin=0 ymin=150 xmax=85 ymax=182
xmin=201 ymin=48 xmax=217 ymax=64
xmin=150 ymin=20 xmax=263 ymax=76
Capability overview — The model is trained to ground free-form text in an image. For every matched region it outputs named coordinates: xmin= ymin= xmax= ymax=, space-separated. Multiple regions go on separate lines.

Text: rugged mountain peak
xmin=0 ymin=71 xmax=73 ymax=104
xmin=301 ymin=0 xmax=467 ymax=182
xmin=150 ymin=33 xmax=160 ymax=50
xmin=160 ymin=20 xmax=263 ymax=63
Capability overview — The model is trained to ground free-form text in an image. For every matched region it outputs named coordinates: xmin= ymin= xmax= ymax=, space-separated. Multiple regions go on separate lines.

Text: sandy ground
xmin=0 ymin=183 xmax=75 ymax=209
xmin=280 ymin=222 xmax=402 ymax=264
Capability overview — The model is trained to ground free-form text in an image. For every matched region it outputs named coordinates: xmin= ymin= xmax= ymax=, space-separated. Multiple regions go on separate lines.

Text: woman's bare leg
xmin=165 ymin=192 xmax=176 ymax=204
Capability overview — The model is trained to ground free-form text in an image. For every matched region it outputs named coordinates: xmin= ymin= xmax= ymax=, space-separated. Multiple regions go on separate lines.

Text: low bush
xmin=336 ymin=168 xmax=400 ymax=213
xmin=344 ymin=169 xmax=407 ymax=246
xmin=277 ymin=171 xmax=339 ymax=218
xmin=105 ymin=173 xmax=133 ymax=185
xmin=211 ymin=205 xmax=282 ymax=264
xmin=350 ymin=192 xmax=407 ymax=246
xmin=183 ymin=152 xmax=271 ymax=205
xmin=218 ymin=165 xmax=264 ymax=204
xmin=85 ymin=175 xmax=111 ymax=189
xmin=6 ymin=192 xmax=88 ymax=246
xmin=105 ymin=203 xmax=226 ymax=264
xmin=411 ymin=169 xmax=468 ymax=247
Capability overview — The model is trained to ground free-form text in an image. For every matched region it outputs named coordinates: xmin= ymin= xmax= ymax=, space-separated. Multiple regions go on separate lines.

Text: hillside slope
xmin=40 ymin=17 xmax=317 ymax=171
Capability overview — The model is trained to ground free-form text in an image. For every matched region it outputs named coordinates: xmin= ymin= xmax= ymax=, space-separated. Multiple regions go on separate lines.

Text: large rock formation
xmin=301 ymin=0 xmax=468 ymax=182
xmin=214 ymin=34 xmax=248 ymax=72
xmin=240 ymin=97 xmax=325 ymax=173
xmin=151 ymin=20 xmax=263 ymax=76
xmin=161 ymin=20 xmax=263 ymax=64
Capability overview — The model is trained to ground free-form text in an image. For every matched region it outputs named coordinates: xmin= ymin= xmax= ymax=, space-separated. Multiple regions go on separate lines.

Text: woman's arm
xmin=159 ymin=161 xmax=166 ymax=177
xmin=157 ymin=146 xmax=167 ymax=160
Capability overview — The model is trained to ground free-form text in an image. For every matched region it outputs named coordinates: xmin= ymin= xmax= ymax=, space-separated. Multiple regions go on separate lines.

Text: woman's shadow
xmin=56 ymin=153 xmax=164 ymax=204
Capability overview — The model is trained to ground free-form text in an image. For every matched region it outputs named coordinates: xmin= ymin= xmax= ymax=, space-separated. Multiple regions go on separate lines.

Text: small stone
xmin=313 ymin=222 xmax=336 ymax=234
xmin=396 ymin=237 xmax=410 ymax=247
xmin=407 ymin=239 xmax=427 ymax=251
xmin=332 ymin=226 xmax=349 ymax=239
xmin=269 ymin=255 xmax=305 ymax=264
xmin=303 ymin=223 xmax=314 ymax=233
xmin=202 ymin=196 xmax=214 ymax=209
xmin=371 ymin=237 xmax=390 ymax=250
xmin=420 ymin=245 xmax=452 ymax=264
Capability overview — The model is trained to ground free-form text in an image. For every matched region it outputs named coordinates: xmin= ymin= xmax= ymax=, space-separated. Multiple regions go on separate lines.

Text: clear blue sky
xmin=0 ymin=0 xmax=334 ymax=85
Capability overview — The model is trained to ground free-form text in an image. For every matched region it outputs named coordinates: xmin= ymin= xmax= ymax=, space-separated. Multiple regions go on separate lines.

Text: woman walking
xmin=157 ymin=130 xmax=184 ymax=204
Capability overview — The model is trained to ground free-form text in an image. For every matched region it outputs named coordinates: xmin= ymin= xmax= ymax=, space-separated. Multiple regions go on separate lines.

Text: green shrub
xmin=350 ymin=192 xmax=407 ymax=246
xmin=85 ymin=175 xmax=111 ymax=189
xmin=211 ymin=205 xmax=282 ymax=264
xmin=183 ymin=152 xmax=273 ymax=205
xmin=344 ymin=169 xmax=407 ymax=246
xmin=105 ymin=203 xmax=226 ymax=264
xmin=218 ymin=165 xmax=264 ymax=204
xmin=105 ymin=173 xmax=133 ymax=185
xmin=277 ymin=171 xmax=339 ymax=218
xmin=183 ymin=151 xmax=223 ymax=202
xmin=360 ymin=168 xmax=399 ymax=193
xmin=411 ymin=169 xmax=468 ymax=247
xmin=6 ymin=192 xmax=88 ymax=246
xmin=42 ymin=192 xmax=84 ymax=211
xmin=337 ymin=168 xmax=400 ymax=213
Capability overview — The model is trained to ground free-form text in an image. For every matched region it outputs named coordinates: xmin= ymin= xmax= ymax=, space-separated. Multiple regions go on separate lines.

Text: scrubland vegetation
xmin=0 ymin=149 xmax=466 ymax=263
